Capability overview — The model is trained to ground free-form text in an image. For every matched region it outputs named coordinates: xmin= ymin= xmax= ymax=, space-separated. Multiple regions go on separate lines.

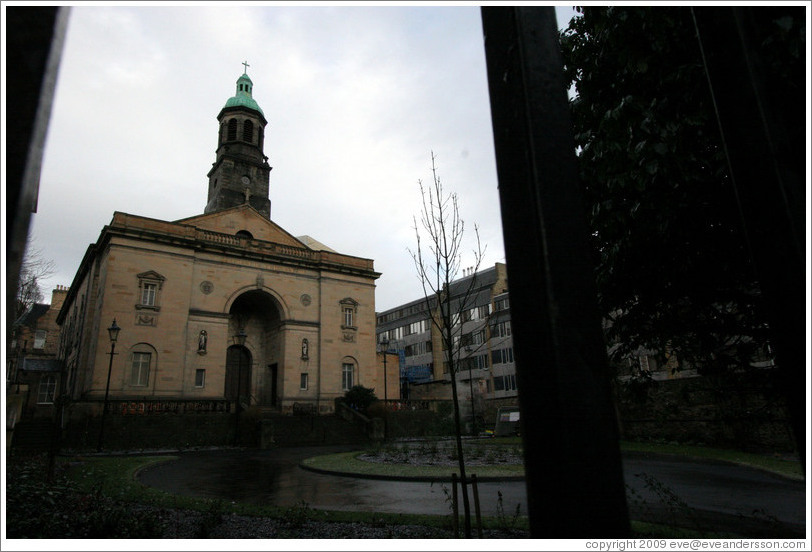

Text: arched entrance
xmin=225 ymin=346 xmax=252 ymax=402
xmin=227 ymin=289 xmax=284 ymax=408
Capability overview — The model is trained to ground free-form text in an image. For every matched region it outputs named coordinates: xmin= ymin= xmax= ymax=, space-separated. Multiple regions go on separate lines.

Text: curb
xmin=298 ymin=462 xmax=526 ymax=483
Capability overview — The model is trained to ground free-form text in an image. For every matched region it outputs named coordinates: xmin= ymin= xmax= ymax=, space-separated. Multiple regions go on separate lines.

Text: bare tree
xmin=16 ymin=240 xmax=56 ymax=320
xmin=409 ymin=151 xmax=485 ymax=538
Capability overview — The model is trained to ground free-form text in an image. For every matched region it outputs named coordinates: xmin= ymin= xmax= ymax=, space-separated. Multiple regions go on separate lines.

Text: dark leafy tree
xmin=558 ymin=6 xmax=803 ymax=375
xmin=343 ymin=385 xmax=378 ymax=415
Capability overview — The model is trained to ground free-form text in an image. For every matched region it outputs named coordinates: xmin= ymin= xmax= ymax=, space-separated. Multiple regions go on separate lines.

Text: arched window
xmin=243 ymin=119 xmax=253 ymax=143
xmin=227 ymin=119 xmax=238 ymax=141
xmin=128 ymin=343 xmax=157 ymax=388
xmin=236 ymin=230 xmax=253 ymax=239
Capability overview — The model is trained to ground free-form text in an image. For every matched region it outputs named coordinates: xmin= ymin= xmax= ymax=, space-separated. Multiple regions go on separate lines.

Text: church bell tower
xmin=205 ymin=63 xmax=272 ymax=218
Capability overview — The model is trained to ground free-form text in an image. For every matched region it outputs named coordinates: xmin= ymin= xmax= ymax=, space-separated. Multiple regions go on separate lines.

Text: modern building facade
xmin=375 ymin=263 xmax=517 ymax=427
xmin=54 ymin=70 xmax=381 ymax=417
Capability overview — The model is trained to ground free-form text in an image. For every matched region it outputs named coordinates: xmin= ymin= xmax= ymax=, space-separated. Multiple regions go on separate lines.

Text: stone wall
xmin=614 ymin=370 xmax=796 ymax=453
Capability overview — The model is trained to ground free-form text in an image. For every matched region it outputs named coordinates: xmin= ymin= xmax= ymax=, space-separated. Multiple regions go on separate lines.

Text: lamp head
xmin=108 ymin=319 xmax=121 ymax=343
xmin=234 ymin=328 xmax=248 ymax=347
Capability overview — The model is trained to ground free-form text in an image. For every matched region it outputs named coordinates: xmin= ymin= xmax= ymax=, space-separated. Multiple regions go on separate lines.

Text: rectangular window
xmin=33 ymin=330 xmax=47 ymax=349
xmin=142 ymin=283 xmax=157 ymax=306
xmin=491 ymin=347 xmax=515 ymax=365
xmin=131 ymin=352 xmax=151 ymax=386
xmin=473 ymin=354 xmax=489 ymax=370
xmin=343 ymin=307 xmax=354 ymax=327
xmin=408 ymin=321 xmax=424 ymax=335
xmin=494 ymin=296 xmax=510 ymax=312
xmin=300 ymin=373 xmax=309 ymax=390
xmin=494 ymin=321 xmax=512 ymax=338
xmin=194 ymin=369 xmax=206 ymax=388
xmin=37 ymin=375 xmax=56 ymax=404
xmin=341 ymin=363 xmax=354 ymax=391
xmin=494 ymin=376 xmax=505 ymax=391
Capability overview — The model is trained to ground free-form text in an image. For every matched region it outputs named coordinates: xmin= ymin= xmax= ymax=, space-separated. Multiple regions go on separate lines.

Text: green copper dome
xmin=223 ymin=72 xmax=264 ymax=117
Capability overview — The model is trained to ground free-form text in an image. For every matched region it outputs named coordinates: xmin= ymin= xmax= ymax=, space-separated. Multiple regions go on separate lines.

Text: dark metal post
xmin=481 ymin=6 xmax=630 ymax=537
xmin=382 ymin=342 xmax=388 ymax=403
xmin=97 ymin=319 xmax=120 ymax=452
xmin=451 ymin=472 xmax=459 ymax=537
xmin=471 ymin=473 xmax=483 ymax=538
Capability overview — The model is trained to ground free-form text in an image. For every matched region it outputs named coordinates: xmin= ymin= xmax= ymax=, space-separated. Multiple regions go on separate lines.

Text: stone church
xmin=55 ymin=70 xmax=384 ymax=417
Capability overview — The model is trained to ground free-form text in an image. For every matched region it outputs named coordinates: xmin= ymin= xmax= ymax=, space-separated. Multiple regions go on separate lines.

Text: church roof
xmin=296 ymin=235 xmax=337 ymax=253
xmin=223 ymin=72 xmax=264 ymax=117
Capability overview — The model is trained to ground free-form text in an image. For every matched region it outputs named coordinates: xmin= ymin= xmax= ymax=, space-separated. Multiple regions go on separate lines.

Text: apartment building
xmin=376 ymin=263 xmax=517 ymax=426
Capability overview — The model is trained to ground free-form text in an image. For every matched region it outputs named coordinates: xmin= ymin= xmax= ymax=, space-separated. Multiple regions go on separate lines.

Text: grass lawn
xmin=619 ymin=441 xmax=804 ymax=480
xmin=301 ymin=438 xmax=804 ymax=481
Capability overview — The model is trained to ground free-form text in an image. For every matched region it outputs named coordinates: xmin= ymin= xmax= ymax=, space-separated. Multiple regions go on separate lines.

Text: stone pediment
xmin=176 ymin=205 xmax=306 ymax=249
xmin=136 ymin=270 xmax=166 ymax=282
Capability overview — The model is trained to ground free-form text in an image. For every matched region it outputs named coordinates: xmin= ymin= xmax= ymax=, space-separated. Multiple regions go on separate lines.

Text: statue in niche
xmin=301 ymin=338 xmax=309 ymax=359
xmin=198 ymin=330 xmax=208 ymax=354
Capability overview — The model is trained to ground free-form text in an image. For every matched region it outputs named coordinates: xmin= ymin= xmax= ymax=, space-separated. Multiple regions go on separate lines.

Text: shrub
xmin=343 ymin=385 xmax=378 ymax=415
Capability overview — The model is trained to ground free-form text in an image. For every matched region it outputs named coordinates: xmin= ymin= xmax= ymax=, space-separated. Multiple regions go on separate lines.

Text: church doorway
xmin=228 ymin=288 xmax=284 ymax=408
xmin=225 ymin=346 xmax=252 ymax=402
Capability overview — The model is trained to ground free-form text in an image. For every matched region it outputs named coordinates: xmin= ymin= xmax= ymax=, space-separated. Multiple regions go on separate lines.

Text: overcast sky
xmin=23 ymin=3 xmax=578 ymax=312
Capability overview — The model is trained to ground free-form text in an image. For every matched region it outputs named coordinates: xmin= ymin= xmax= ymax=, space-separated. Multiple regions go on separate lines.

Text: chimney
xmin=51 ymin=285 xmax=69 ymax=309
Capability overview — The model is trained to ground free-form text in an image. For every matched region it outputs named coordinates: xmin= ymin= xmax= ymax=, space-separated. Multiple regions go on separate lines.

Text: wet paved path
xmin=136 ymin=445 xmax=806 ymax=535
xmin=137 ymin=445 xmax=525 ymax=516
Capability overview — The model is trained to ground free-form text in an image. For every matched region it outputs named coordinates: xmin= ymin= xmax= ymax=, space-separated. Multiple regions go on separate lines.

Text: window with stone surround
xmin=339 ymin=298 xmax=358 ymax=330
xmin=195 ymin=369 xmax=206 ymax=388
xmin=136 ymin=271 xmax=165 ymax=312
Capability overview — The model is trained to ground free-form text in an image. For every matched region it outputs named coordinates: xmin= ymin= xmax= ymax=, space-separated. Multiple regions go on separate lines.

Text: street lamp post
xmin=381 ymin=337 xmax=389 ymax=403
xmin=233 ymin=328 xmax=247 ymax=446
xmin=97 ymin=319 xmax=121 ymax=452
xmin=380 ymin=337 xmax=390 ymax=440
